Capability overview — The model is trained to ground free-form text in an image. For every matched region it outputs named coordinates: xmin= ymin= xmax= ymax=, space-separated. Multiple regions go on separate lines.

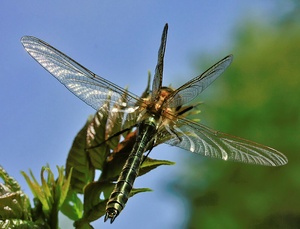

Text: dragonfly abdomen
xmin=105 ymin=153 xmax=143 ymax=222
xmin=105 ymin=116 xmax=157 ymax=223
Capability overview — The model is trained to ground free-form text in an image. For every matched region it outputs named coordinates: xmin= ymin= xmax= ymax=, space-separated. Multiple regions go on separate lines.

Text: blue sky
xmin=0 ymin=1 xmax=280 ymax=228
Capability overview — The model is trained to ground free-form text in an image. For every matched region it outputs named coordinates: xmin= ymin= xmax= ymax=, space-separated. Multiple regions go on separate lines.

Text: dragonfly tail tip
xmin=104 ymin=209 xmax=119 ymax=224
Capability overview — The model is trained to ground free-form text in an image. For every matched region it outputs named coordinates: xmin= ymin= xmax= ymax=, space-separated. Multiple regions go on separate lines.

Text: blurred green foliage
xmin=176 ymin=14 xmax=300 ymax=229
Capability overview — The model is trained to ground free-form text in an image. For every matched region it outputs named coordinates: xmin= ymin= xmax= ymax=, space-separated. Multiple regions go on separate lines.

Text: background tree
xmin=174 ymin=9 xmax=300 ymax=229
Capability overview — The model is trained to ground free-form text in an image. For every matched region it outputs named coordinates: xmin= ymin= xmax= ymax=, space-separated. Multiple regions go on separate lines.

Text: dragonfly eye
xmin=160 ymin=86 xmax=174 ymax=96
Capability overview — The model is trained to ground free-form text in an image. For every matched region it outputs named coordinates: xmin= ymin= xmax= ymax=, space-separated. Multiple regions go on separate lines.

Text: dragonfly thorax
xmin=146 ymin=86 xmax=175 ymax=115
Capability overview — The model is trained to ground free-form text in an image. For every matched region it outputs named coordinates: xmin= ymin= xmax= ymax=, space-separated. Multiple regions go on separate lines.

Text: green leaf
xmin=72 ymin=181 xmax=110 ymax=228
xmin=58 ymin=166 xmax=73 ymax=208
xmin=21 ymin=166 xmax=72 ymax=228
xmin=0 ymin=184 xmax=32 ymax=220
xmin=73 ymin=220 xmax=94 ymax=229
xmin=60 ymin=189 xmax=83 ymax=221
xmin=0 ymin=219 xmax=48 ymax=229
xmin=86 ymin=108 xmax=110 ymax=170
xmin=21 ymin=169 xmax=50 ymax=216
xmin=0 ymin=166 xmax=21 ymax=192
xmin=40 ymin=167 xmax=54 ymax=212
xmin=0 ymin=166 xmax=32 ymax=221
xmin=139 ymin=157 xmax=175 ymax=177
xmin=130 ymin=187 xmax=152 ymax=197
xmin=66 ymin=117 xmax=95 ymax=193
xmin=81 ymin=181 xmax=112 ymax=222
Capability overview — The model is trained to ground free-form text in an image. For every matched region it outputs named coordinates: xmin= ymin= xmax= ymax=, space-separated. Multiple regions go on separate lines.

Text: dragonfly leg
xmin=86 ymin=126 xmax=135 ymax=150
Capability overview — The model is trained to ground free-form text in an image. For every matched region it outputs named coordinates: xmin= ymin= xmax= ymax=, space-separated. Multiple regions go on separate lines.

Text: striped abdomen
xmin=104 ymin=116 xmax=157 ymax=223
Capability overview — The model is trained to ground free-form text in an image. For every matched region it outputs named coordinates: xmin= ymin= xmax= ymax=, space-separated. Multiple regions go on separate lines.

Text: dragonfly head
xmin=150 ymin=86 xmax=174 ymax=112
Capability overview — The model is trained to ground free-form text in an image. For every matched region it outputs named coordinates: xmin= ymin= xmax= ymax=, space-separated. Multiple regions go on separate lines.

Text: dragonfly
xmin=21 ymin=23 xmax=287 ymax=223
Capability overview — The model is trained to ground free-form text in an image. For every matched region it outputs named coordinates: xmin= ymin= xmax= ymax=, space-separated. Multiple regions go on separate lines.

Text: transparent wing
xmin=157 ymin=117 xmax=287 ymax=166
xmin=165 ymin=55 xmax=233 ymax=108
xmin=21 ymin=36 xmax=142 ymax=113
xmin=151 ymin=23 xmax=168 ymax=99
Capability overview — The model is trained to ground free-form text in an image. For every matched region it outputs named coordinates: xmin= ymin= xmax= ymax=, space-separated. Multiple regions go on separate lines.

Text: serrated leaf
xmin=0 ymin=219 xmax=48 ymax=229
xmin=86 ymin=107 xmax=110 ymax=170
xmin=105 ymin=88 xmax=129 ymax=150
xmin=99 ymin=131 xmax=137 ymax=182
xmin=66 ymin=117 xmax=95 ymax=193
xmin=0 ymin=166 xmax=32 ymax=221
xmin=0 ymin=166 xmax=21 ymax=192
xmin=86 ymin=88 xmax=136 ymax=171
xmin=0 ymin=186 xmax=31 ymax=220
